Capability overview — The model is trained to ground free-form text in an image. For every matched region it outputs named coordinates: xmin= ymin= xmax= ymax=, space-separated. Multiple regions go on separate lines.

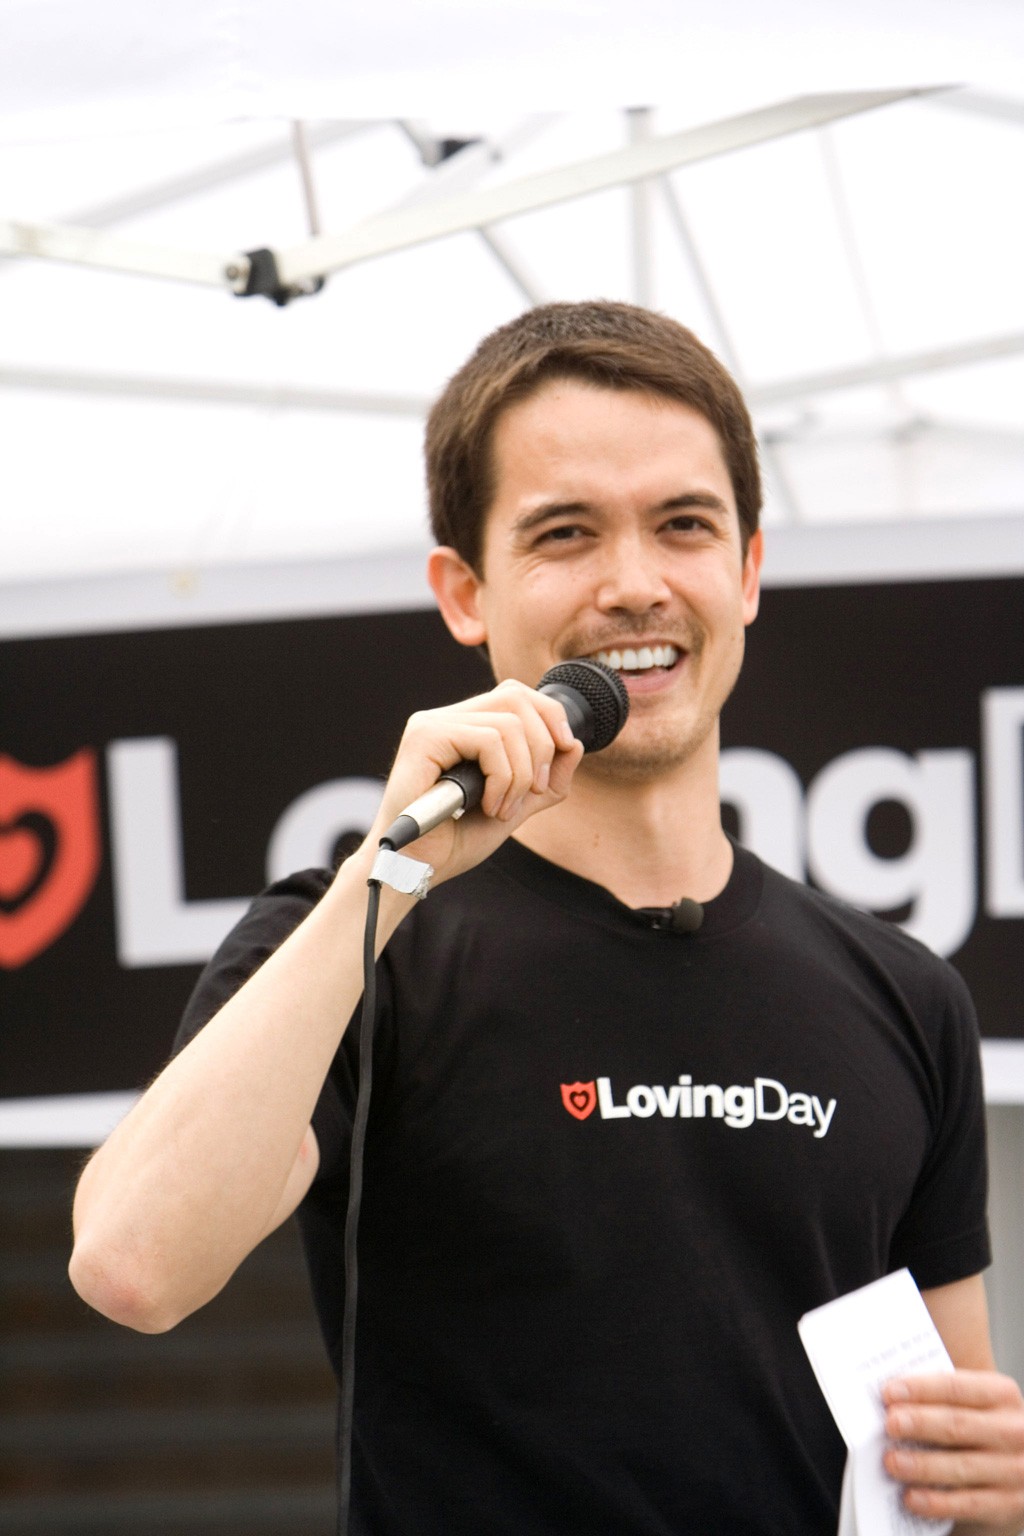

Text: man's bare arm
xmin=69 ymin=681 xmax=582 ymax=1333
xmin=69 ymin=849 xmax=410 ymax=1331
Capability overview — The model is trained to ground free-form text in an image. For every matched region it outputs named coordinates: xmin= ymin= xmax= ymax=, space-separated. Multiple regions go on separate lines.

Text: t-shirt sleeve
xmin=888 ymin=961 xmax=991 ymax=1291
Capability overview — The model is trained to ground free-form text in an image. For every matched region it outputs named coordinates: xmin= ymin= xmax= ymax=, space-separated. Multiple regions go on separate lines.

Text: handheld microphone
xmin=383 ymin=659 xmax=629 ymax=852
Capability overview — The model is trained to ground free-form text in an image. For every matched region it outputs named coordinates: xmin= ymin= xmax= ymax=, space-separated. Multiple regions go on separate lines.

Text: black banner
xmin=2 ymin=576 xmax=1022 ymax=1105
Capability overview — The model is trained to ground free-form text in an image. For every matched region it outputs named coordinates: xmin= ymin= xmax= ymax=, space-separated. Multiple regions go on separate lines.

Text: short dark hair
xmin=425 ymin=300 xmax=762 ymax=573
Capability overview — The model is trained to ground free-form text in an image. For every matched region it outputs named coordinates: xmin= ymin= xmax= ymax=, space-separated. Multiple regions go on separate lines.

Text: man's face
xmin=430 ymin=378 xmax=762 ymax=781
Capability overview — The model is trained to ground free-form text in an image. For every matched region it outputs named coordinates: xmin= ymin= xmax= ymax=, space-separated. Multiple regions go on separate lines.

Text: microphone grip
xmin=383 ymin=761 xmax=485 ymax=851
xmin=438 ymin=759 xmax=486 ymax=809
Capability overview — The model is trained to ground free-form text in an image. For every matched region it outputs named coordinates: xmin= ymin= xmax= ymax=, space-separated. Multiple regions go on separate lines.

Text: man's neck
xmin=513 ymin=742 xmax=733 ymax=910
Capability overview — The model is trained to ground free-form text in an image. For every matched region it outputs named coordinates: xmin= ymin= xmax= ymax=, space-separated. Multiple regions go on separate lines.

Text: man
xmin=70 ymin=301 xmax=1024 ymax=1533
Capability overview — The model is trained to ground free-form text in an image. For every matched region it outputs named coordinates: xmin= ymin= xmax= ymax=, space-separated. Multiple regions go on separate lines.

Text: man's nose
xmin=594 ymin=534 xmax=672 ymax=612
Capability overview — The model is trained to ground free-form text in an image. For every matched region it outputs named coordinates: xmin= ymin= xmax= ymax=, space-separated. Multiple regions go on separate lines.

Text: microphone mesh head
xmin=539 ymin=659 xmax=630 ymax=752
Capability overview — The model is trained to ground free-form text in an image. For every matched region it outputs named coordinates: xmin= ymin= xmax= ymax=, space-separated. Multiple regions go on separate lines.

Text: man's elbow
xmin=68 ymin=1236 xmax=188 ymax=1335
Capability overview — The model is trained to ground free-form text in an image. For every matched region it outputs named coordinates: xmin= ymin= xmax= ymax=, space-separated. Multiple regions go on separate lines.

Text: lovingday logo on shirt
xmin=560 ymin=1075 xmax=838 ymax=1138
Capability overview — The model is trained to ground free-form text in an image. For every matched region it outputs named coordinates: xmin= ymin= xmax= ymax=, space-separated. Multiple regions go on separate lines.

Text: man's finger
xmin=899 ymin=1483 xmax=1024 ymax=1524
xmin=884 ymin=1370 xmax=1024 ymax=1410
xmin=886 ymin=1401 xmax=1024 ymax=1451
xmin=885 ymin=1443 xmax=1024 ymax=1487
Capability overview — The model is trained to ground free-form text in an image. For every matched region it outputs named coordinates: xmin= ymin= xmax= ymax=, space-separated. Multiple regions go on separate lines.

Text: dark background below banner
xmin=2 ymin=575 xmax=1022 ymax=1100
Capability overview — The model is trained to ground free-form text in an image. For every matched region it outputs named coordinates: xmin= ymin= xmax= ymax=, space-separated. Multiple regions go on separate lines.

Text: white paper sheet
xmin=799 ymin=1269 xmax=954 ymax=1536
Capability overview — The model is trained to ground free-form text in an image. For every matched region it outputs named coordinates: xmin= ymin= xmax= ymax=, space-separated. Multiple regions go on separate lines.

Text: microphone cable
xmin=336 ymin=871 xmax=381 ymax=1535
xmin=337 ymin=840 xmax=432 ymax=1533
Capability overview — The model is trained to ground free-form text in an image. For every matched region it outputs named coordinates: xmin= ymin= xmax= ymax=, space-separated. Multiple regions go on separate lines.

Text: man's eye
xmin=537 ymin=524 xmax=583 ymax=543
xmin=664 ymin=515 xmax=710 ymax=534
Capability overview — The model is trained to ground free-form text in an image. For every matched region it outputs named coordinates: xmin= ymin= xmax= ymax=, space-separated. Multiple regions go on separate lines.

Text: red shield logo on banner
xmin=560 ymin=1081 xmax=597 ymax=1121
xmin=0 ymin=750 xmax=102 ymax=969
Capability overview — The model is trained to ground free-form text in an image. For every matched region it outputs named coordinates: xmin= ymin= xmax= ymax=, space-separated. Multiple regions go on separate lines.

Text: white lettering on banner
xmin=266 ymin=777 xmax=383 ymax=883
xmin=107 ymin=739 xmax=248 ymax=967
xmin=720 ymin=749 xmax=805 ymax=881
xmin=107 ymin=740 xmax=385 ymax=969
xmin=594 ymin=1075 xmax=838 ymax=1137
xmin=806 ymin=748 xmax=976 ymax=958
xmin=105 ymin=690 xmax=1024 ymax=970
xmin=983 ymin=688 xmax=1024 ymax=918
xmin=723 ymin=743 xmax=987 ymax=959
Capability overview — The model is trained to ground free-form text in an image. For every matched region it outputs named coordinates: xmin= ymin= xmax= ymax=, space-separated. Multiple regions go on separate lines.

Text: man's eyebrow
xmin=661 ymin=491 xmax=731 ymax=515
xmin=509 ymin=502 xmax=591 ymax=538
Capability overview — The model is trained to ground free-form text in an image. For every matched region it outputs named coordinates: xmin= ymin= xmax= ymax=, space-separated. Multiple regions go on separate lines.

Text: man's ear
xmin=427 ymin=546 xmax=488 ymax=648
xmin=742 ymin=529 xmax=764 ymax=627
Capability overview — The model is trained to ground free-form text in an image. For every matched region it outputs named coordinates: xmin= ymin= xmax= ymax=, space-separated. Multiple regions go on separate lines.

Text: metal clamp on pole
xmin=229 ymin=247 xmax=326 ymax=306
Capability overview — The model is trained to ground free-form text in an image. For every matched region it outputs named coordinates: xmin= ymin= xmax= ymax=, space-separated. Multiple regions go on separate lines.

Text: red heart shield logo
xmin=560 ymin=1080 xmax=597 ymax=1121
xmin=0 ymin=750 xmax=101 ymax=968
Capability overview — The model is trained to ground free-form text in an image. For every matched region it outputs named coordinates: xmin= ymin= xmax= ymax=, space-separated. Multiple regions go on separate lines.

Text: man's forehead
xmin=487 ymin=377 xmax=732 ymax=502
xmin=494 ymin=374 xmax=712 ymax=434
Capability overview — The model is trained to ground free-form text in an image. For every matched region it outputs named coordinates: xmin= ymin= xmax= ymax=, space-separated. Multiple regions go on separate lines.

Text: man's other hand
xmin=882 ymin=1369 xmax=1024 ymax=1533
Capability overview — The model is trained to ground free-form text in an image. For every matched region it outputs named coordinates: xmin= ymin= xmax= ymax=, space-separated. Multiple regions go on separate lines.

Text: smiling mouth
xmin=589 ymin=644 xmax=680 ymax=675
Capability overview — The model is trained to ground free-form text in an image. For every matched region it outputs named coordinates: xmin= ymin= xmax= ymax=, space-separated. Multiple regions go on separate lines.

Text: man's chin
xmin=579 ymin=723 xmax=713 ymax=784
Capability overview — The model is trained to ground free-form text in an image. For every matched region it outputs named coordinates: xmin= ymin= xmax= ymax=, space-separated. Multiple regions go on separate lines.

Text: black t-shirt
xmin=178 ymin=839 xmax=990 ymax=1535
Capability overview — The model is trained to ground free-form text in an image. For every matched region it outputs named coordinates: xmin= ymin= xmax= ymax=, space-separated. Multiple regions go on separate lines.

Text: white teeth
xmin=592 ymin=644 xmax=680 ymax=672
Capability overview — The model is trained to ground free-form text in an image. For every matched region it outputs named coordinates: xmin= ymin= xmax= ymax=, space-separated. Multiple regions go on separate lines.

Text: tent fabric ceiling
xmin=2 ymin=1 xmax=1023 ymax=587
xmin=7 ymin=0 xmax=1024 ymax=135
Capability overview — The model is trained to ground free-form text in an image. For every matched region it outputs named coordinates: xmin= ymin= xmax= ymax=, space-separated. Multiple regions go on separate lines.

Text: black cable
xmin=336 ymin=871 xmax=382 ymax=1534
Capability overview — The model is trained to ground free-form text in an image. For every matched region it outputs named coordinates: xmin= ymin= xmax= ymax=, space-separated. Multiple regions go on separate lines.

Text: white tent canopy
xmin=2 ymin=0 xmax=1024 ymax=589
